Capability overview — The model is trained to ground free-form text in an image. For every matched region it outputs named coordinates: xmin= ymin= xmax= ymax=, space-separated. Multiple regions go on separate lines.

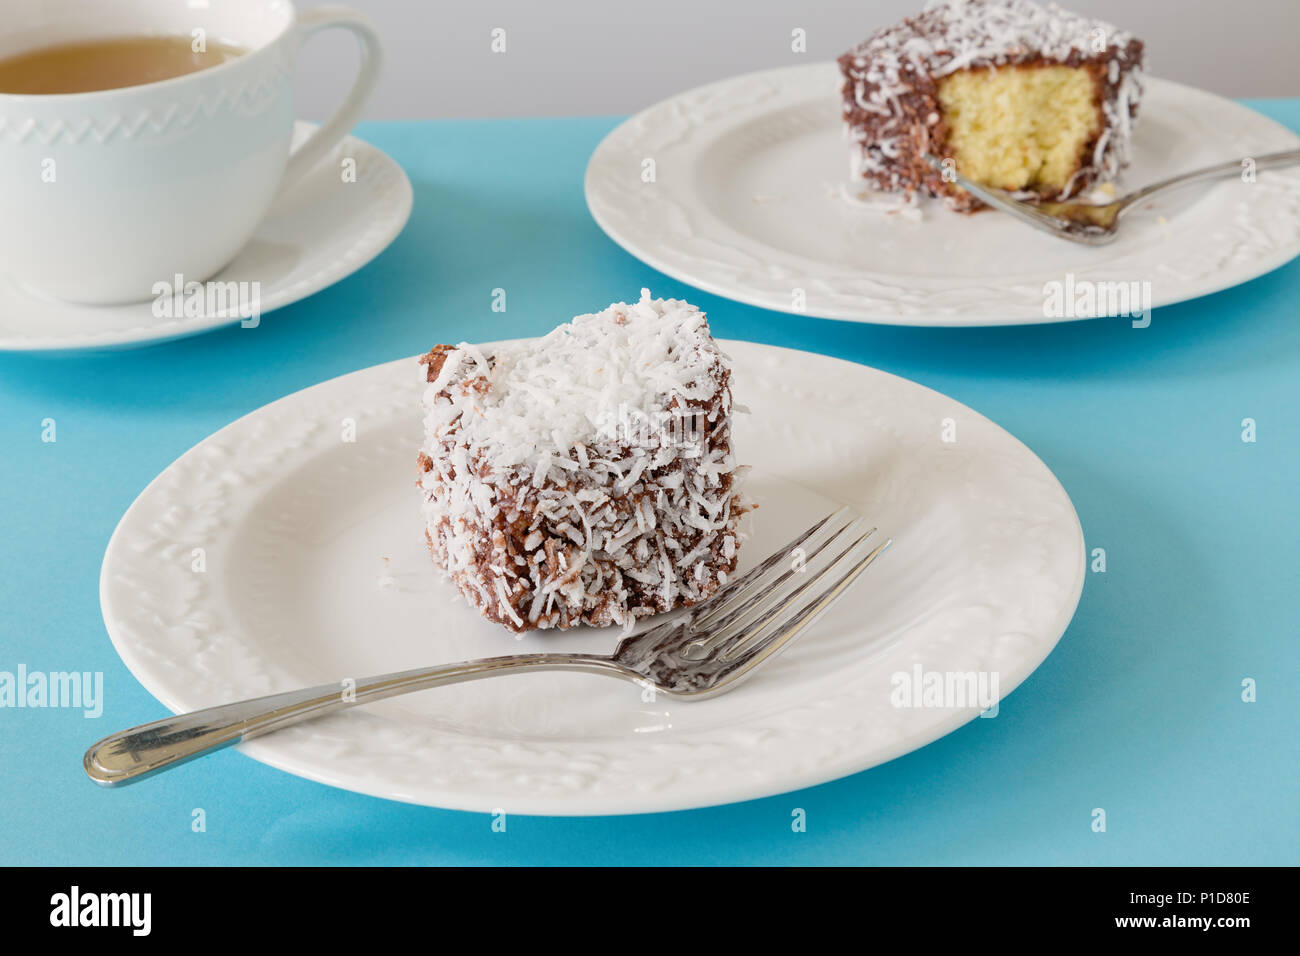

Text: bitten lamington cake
xmin=839 ymin=0 xmax=1144 ymax=211
xmin=417 ymin=291 xmax=746 ymax=632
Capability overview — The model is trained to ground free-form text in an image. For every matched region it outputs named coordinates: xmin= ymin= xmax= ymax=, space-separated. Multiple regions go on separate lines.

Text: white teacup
xmin=0 ymin=0 xmax=382 ymax=304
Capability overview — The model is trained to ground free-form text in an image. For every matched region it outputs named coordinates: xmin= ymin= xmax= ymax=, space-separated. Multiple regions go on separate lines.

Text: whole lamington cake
xmin=839 ymin=0 xmax=1144 ymax=211
xmin=417 ymin=291 xmax=747 ymax=632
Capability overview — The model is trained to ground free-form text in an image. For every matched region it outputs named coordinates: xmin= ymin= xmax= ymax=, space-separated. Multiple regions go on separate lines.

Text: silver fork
xmin=921 ymin=149 xmax=1300 ymax=245
xmin=84 ymin=509 xmax=890 ymax=787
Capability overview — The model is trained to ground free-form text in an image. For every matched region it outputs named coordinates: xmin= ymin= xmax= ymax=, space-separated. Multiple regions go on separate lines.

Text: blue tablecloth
xmin=3 ymin=104 xmax=1297 ymax=866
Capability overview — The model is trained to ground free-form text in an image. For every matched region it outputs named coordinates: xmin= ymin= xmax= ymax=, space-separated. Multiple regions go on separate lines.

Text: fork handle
xmin=1125 ymin=148 xmax=1300 ymax=206
xmin=84 ymin=653 xmax=622 ymax=787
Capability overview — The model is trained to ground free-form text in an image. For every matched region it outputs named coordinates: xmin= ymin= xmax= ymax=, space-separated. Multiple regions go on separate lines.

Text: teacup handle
xmin=282 ymin=5 xmax=384 ymax=186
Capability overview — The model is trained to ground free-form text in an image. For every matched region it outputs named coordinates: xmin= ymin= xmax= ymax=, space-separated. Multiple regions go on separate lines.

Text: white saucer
xmin=0 ymin=122 xmax=412 ymax=353
xmin=585 ymin=65 xmax=1300 ymax=326
xmin=101 ymin=340 xmax=1085 ymax=815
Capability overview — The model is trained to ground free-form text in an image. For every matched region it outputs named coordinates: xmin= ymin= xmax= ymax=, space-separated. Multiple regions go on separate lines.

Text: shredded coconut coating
xmin=838 ymin=0 xmax=1144 ymax=211
xmin=416 ymin=290 xmax=748 ymax=633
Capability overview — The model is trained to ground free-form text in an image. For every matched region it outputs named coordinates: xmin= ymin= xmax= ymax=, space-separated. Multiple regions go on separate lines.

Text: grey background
xmin=294 ymin=0 xmax=1300 ymax=122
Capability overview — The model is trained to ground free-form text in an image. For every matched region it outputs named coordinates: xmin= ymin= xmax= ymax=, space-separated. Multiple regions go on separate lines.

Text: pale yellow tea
xmin=0 ymin=34 xmax=245 ymax=94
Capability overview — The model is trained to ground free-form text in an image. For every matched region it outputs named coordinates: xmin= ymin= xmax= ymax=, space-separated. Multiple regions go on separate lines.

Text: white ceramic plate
xmin=0 ymin=122 xmax=412 ymax=353
xmin=585 ymin=65 xmax=1300 ymax=325
xmin=101 ymin=340 xmax=1085 ymax=815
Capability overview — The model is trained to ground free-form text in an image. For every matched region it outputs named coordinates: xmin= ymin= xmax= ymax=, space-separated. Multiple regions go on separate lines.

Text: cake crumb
xmin=377 ymin=557 xmax=397 ymax=591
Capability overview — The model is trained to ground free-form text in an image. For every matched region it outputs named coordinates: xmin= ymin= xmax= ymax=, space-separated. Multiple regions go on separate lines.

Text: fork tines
xmin=682 ymin=508 xmax=891 ymax=665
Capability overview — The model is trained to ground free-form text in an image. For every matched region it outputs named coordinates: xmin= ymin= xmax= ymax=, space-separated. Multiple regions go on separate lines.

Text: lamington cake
xmin=417 ymin=291 xmax=746 ymax=633
xmin=838 ymin=0 xmax=1144 ymax=211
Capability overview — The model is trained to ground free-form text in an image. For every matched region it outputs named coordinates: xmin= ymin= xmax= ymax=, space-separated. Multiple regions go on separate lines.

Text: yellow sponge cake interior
xmin=936 ymin=64 xmax=1102 ymax=193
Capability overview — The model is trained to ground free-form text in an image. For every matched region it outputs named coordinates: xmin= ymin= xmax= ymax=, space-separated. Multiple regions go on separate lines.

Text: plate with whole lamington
xmin=101 ymin=291 xmax=1085 ymax=814
xmin=585 ymin=0 xmax=1300 ymax=326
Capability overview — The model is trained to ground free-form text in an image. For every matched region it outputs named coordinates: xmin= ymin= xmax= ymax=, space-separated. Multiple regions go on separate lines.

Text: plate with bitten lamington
xmin=585 ymin=0 xmax=1300 ymax=325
